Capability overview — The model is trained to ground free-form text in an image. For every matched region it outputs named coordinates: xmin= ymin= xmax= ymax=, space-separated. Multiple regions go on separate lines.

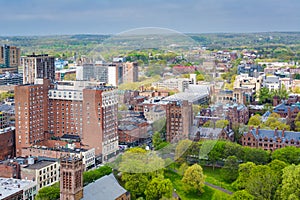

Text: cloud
xmin=0 ymin=0 xmax=299 ymax=35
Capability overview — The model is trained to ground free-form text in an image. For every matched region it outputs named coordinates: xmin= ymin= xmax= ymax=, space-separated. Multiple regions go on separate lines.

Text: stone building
xmin=60 ymin=156 xmax=84 ymax=200
xmin=241 ymin=127 xmax=300 ymax=151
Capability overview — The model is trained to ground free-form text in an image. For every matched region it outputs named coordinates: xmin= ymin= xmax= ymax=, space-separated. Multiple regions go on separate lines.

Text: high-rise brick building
xmin=165 ymin=100 xmax=193 ymax=142
xmin=60 ymin=156 xmax=84 ymax=200
xmin=15 ymin=79 xmax=119 ymax=162
xmin=21 ymin=54 xmax=55 ymax=84
xmin=0 ymin=45 xmax=20 ymax=73
xmin=123 ymin=62 xmax=138 ymax=83
xmin=14 ymin=79 xmax=51 ymax=156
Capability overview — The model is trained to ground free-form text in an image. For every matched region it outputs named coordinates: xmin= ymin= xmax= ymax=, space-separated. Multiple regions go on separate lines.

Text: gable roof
xmin=83 ymin=174 xmax=127 ymax=200
xmin=245 ymin=128 xmax=300 ymax=142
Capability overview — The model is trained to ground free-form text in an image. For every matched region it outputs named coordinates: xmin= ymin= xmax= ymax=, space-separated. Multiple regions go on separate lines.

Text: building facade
xmin=21 ymin=160 xmax=59 ymax=190
xmin=21 ymin=54 xmax=55 ymax=84
xmin=0 ymin=45 xmax=20 ymax=73
xmin=242 ymin=127 xmax=300 ymax=151
xmin=165 ymin=100 xmax=193 ymax=142
xmin=15 ymin=79 xmax=118 ymax=162
xmin=14 ymin=79 xmax=51 ymax=156
xmin=60 ymin=156 xmax=84 ymax=200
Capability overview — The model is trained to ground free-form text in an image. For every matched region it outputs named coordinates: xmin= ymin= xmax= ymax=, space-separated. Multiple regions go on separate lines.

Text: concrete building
xmin=21 ymin=54 xmax=55 ymax=84
xmin=242 ymin=127 xmax=300 ymax=151
xmin=76 ymin=63 xmax=124 ymax=86
xmin=262 ymin=75 xmax=281 ymax=90
xmin=0 ymin=72 xmax=23 ymax=85
xmin=166 ymin=100 xmax=193 ymax=142
xmin=0 ymin=45 xmax=20 ymax=73
xmin=60 ymin=156 xmax=84 ymax=200
xmin=0 ymin=178 xmax=37 ymax=200
xmin=21 ymin=160 xmax=59 ymax=190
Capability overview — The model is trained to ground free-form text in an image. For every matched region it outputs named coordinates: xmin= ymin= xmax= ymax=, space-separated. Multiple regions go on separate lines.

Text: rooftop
xmin=0 ymin=178 xmax=36 ymax=199
xmin=83 ymin=174 xmax=128 ymax=200
xmin=24 ymin=160 xmax=56 ymax=170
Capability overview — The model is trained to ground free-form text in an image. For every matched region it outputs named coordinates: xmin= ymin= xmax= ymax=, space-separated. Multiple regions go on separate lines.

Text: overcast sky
xmin=1 ymin=0 xmax=300 ymax=36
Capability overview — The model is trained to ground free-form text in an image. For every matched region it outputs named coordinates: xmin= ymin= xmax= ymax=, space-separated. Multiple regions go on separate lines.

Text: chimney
xmin=282 ymin=128 xmax=285 ymax=138
xmin=256 ymin=126 xmax=260 ymax=135
xmin=274 ymin=127 xmax=278 ymax=137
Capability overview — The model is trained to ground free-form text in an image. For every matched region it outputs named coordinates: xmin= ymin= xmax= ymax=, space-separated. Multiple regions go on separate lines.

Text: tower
xmin=60 ymin=155 xmax=84 ymax=200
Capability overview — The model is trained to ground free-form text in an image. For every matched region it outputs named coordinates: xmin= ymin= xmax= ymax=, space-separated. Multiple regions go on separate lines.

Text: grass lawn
xmin=202 ymin=166 xmax=236 ymax=192
xmin=164 ymin=170 xmax=231 ymax=200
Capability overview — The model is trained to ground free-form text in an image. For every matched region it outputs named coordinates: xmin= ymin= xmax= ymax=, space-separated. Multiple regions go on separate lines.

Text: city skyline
xmin=0 ymin=0 xmax=300 ymax=36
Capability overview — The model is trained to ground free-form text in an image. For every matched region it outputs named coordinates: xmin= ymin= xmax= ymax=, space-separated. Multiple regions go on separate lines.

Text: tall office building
xmin=21 ymin=54 xmax=55 ymax=84
xmin=165 ymin=100 xmax=193 ymax=142
xmin=60 ymin=156 xmax=84 ymax=200
xmin=15 ymin=79 xmax=119 ymax=162
xmin=0 ymin=45 xmax=20 ymax=73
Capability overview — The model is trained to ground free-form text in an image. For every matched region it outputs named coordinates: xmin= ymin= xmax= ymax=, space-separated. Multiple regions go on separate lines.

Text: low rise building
xmin=21 ymin=160 xmax=59 ymax=190
xmin=21 ymin=147 xmax=95 ymax=171
xmin=0 ymin=127 xmax=15 ymax=160
xmin=0 ymin=178 xmax=37 ymax=200
xmin=242 ymin=127 xmax=300 ymax=151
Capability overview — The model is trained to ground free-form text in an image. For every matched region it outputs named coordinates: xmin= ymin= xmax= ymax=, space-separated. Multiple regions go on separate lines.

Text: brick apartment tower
xmin=81 ymin=86 xmax=119 ymax=162
xmin=0 ymin=44 xmax=20 ymax=73
xmin=60 ymin=156 xmax=84 ymax=200
xmin=166 ymin=100 xmax=193 ymax=142
xmin=14 ymin=79 xmax=51 ymax=156
xmin=15 ymin=80 xmax=119 ymax=162
xmin=21 ymin=53 xmax=55 ymax=84
xmin=123 ymin=62 xmax=138 ymax=83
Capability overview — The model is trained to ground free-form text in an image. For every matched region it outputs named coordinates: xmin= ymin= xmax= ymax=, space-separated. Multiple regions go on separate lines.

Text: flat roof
xmin=24 ymin=161 xmax=56 ymax=170
xmin=0 ymin=178 xmax=36 ymax=199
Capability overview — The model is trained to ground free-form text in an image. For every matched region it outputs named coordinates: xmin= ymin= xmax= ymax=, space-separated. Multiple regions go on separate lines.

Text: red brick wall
xmin=0 ymin=129 xmax=15 ymax=160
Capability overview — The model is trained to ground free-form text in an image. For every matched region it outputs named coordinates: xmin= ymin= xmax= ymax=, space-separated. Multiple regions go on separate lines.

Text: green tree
xmin=215 ymin=119 xmax=229 ymax=128
xmin=178 ymin=162 xmax=189 ymax=176
xmin=83 ymin=165 xmax=112 ymax=185
xmin=233 ymin=162 xmax=256 ymax=190
xmin=223 ymin=142 xmax=244 ymax=161
xmin=182 ymin=164 xmax=206 ymax=194
xmin=258 ymin=87 xmax=271 ymax=104
xmin=243 ymin=147 xmax=270 ymax=164
xmin=119 ymin=147 xmax=165 ymax=198
xmin=248 ymin=114 xmax=261 ymax=126
xmin=294 ymin=112 xmax=300 ymax=131
xmin=153 ymin=131 xmax=163 ymax=149
xmin=144 ymin=178 xmax=173 ymax=200
xmin=221 ymin=156 xmax=239 ymax=183
xmin=267 ymin=159 xmax=288 ymax=182
xmin=264 ymin=113 xmax=290 ymax=130
xmin=207 ymin=140 xmax=226 ymax=169
xmin=35 ymin=182 xmax=60 ymax=200
xmin=175 ymin=139 xmax=192 ymax=163
xmin=279 ymin=164 xmax=300 ymax=200
xmin=63 ymin=73 xmax=76 ymax=81
xmin=272 ymin=146 xmax=300 ymax=165
xmin=246 ymin=165 xmax=279 ymax=200
xmin=231 ymin=190 xmax=254 ymax=200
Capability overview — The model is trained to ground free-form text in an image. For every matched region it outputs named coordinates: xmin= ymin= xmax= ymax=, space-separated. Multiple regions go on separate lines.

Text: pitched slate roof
xmin=83 ymin=173 xmax=128 ymax=200
xmin=246 ymin=128 xmax=300 ymax=142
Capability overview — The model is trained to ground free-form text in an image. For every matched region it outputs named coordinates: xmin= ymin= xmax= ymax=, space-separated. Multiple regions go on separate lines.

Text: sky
xmin=0 ymin=0 xmax=300 ymax=36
